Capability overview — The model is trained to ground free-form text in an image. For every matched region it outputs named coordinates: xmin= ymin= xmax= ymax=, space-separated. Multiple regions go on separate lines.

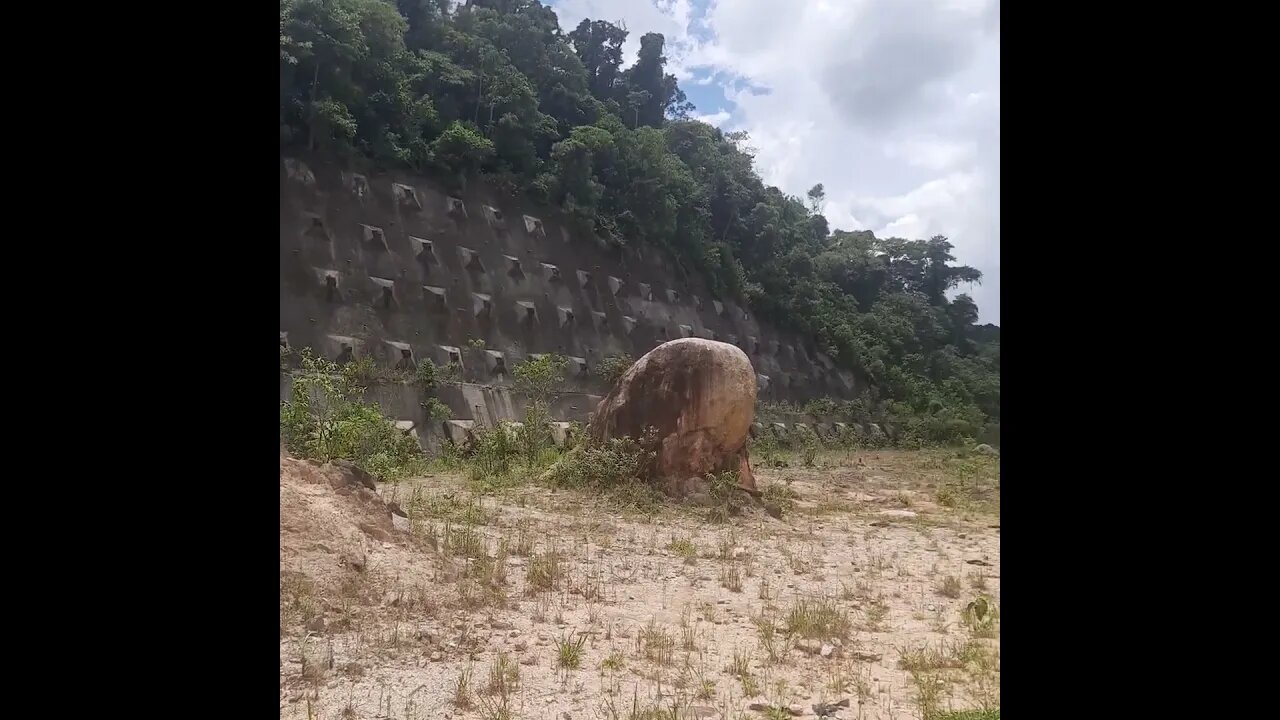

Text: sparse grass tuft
xmin=720 ymin=563 xmax=743 ymax=592
xmin=556 ymin=631 xmax=588 ymax=669
xmin=485 ymin=653 xmax=520 ymax=697
xmin=526 ymin=551 xmax=563 ymax=594
xmin=784 ymin=597 xmax=852 ymax=639
xmin=934 ymin=711 xmax=1000 ymax=720
xmin=668 ymin=536 xmax=698 ymax=564
xmin=638 ymin=619 xmax=675 ymax=666
xmin=600 ymin=650 xmax=625 ymax=672
xmin=453 ymin=664 xmax=474 ymax=709
xmin=937 ymin=575 xmax=963 ymax=598
xmin=968 ymin=571 xmax=988 ymax=591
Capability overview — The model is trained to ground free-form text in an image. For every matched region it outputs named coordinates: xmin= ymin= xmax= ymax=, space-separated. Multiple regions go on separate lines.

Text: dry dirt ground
xmin=280 ymin=449 xmax=1000 ymax=720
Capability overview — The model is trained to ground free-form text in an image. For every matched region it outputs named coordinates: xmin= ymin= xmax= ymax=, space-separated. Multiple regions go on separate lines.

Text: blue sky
xmin=548 ymin=0 xmax=1001 ymax=324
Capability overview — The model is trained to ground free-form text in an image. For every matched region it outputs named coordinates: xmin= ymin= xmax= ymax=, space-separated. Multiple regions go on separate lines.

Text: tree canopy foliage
xmin=280 ymin=0 xmax=1000 ymax=443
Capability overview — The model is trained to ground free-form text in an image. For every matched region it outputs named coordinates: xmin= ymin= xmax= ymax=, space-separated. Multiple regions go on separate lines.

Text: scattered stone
xmin=520 ymin=654 xmax=537 ymax=666
xmin=359 ymin=522 xmax=394 ymax=543
xmin=748 ymin=703 xmax=770 ymax=712
xmin=797 ymin=639 xmax=823 ymax=655
xmin=331 ymin=459 xmax=378 ymax=490
xmin=876 ymin=509 xmax=917 ymax=518
xmin=849 ymin=651 xmax=882 ymax=662
xmin=788 ymin=705 xmax=804 ymax=716
xmin=813 ymin=699 xmax=851 ymax=716
xmin=515 ymin=640 xmax=528 ymax=651
xmin=342 ymin=551 xmax=366 ymax=572
xmin=820 ymin=643 xmax=835 ymax=658
xmin=966 ymin=559 xmax=992 ymax=567
xmin=391 ymin=514 xmax=411 ymax=533
xmin=429 ymin=652 xmax=443 ymax=662
xmin=973 ymin=444 xmax=999 ymax=456
xmin=689 ymin=705 xmax=719 ymax=719
xmin=509 ymin=630 xmax=520 ymax=638
xmin=305 ymin=617 xmax=325 ymax=634
xmin=491 ymin=620 xmax=514 ymax=630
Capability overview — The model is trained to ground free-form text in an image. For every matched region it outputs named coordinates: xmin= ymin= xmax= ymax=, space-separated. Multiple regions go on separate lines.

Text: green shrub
xmin=593 ymin=354 xmax=634 ymax=385
xmin=280 ymin=349 xmax=425 ymax=481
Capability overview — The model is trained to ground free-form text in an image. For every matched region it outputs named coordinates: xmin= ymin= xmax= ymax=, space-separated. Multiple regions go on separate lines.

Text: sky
xmin=547 ymin=0 xmax=1000 ymax=325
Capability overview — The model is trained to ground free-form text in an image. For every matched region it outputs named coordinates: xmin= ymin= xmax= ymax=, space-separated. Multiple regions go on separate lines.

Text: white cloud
xmin=548 ymin=0 xmax=1000 ymax=323
xmin=691 ymin=109 xmax=732 ymax=126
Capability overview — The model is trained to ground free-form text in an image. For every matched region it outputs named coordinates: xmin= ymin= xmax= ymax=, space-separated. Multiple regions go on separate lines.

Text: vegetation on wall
xmin=280 ymin=0 xmax=1000 ymax=442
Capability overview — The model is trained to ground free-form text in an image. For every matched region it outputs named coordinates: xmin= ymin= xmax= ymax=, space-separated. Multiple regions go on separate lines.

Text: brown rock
xmin=587 ymin=338 xmax=759 ymax=495
xmin=331 ymin=459 xmax=378 ymax=490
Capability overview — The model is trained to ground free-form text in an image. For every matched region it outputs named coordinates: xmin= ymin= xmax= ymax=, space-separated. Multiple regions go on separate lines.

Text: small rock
xmin=717 ymin=599 xmax=728 ymax=605
xmin=788 ymin=705 xmax=804 ymax=716
xmin=966 ymin=559 xmax=992 ymax=567
xmin=509 ymin=630 xmax=520 ymax=638
xmin=391 ymin=514 xmax=411 ymax=533
xmin=520 ymin=654 xmax=537 ymax=666
xmin=748 ymin=703 xmax=770 ymax=712
xmin=429 ymin=652 xmax=443 ymax=662
xmin=820 ymin=643 xmax=835 ymax=657
xmin=973 ymin=443 xmax=999 ymax=456
xmin=327 ymin=680 xmax=339 ymax=689
xmin=689 ymin=705 xmax=719 ymax=719
xmin=515 ymin=641 xmax=528 ymax=651
xmin=492 ymin=620 xmax=514 ymax=630
xmin=561 ymin=713 xmax=573 ymax=720
xmin=876 ymin=509 xmax=917 ymax=518
xmin=537 ymin=632 xmax=550 ymax=641
xmin=797 ymin=638 xmax=823 ymax=655
xmin=850 ymin=651 xmax=882 ymax=662
xmin=305 ymin=617 xmax=326 ymax=634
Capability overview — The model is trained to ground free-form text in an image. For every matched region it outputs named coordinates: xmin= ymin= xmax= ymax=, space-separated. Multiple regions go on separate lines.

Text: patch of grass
xmin=937 ymin=575 xmax=963 ymax=598
xmin=485 ymin=653 xmax=520 ymax=696
xmin=453 ymin=664 xmax=474 ymax=709
xmin=864 ymin=599 xmax=889 ymax=632
xmin=669 ymin=536 xmax=698 ymax=564
xmin=556 ymin=631 xmax=588 ymax=669
xmin=968 ymin=571 xmax=988 ymax=591
xmin=638 ymin=619 xmax=675 ymax=666
xmin=753 ymin=614 xmax=792 ymax=662
xmin=600 ymin=650 xmax=625 ymax=672
xmin=720 ymin=564 xmax=743 ymax=592
xmin=408 ymin=489 xmax=493 ymax=525
xmin=526 ymin=551 xmax=563 ymax=594
xmin=933 ymin=711 xmax=1000 ymax=720
xmin=447 ymin=524 xmax=486 ymax=558
xmin=761 ymin=481 xmax=800 ymax=514
xmin=784 ymin=597 xmax=852 ymax=639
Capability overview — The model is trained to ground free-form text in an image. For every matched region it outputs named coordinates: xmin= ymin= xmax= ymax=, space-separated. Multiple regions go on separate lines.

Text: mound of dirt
xmin=279 ymin=452 xmax=406 ymax=591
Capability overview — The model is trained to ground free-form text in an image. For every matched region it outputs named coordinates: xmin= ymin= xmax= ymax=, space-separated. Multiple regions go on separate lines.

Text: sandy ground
xmin=280 ymin=450 xmax=1000 ymax=720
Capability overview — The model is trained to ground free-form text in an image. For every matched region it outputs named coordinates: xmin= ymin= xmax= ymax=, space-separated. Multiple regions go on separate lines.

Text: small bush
xmin=593 ymin=354 xmax=634 ymax=385
xmin=280 ymin=350 xmax=425 ymax=481
xmin=545 ymin=428 xmax=659 ymax=501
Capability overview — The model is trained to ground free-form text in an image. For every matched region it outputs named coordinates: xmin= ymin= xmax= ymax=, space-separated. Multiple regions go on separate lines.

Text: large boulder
xmin=588 ymin=338 xmax=758 ymax=495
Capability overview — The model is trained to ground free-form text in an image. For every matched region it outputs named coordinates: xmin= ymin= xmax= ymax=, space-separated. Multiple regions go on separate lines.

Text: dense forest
xmin=279 ymin=0 xmax=1000 ymax=445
